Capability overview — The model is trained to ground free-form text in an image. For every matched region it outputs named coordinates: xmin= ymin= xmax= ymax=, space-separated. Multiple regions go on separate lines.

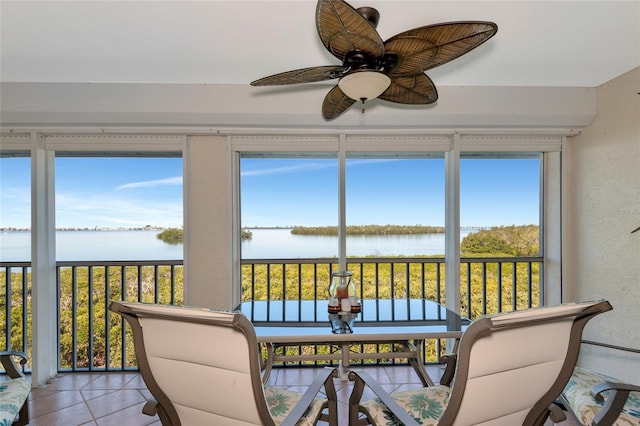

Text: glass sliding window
xmin=459 ymin=154 xmax=542 ymax=316
xmin=54 ymin=154 xmax=184 ymax=370
xmin=0 ymin=154 xmax=31 ymax=354
xmin=239 ymin=153 xmax=338 ymax=302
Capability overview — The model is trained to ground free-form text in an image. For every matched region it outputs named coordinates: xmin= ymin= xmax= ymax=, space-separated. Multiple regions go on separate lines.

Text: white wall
xmin=566 ymin=67 xmax=640 ymax=382
xmin=184 ymin=135 xmax=234 ymax=310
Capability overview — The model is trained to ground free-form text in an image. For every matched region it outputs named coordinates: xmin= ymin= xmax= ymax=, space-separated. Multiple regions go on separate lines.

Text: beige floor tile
xmin=95 ymin=401 xmax=159 ymax=426
xmin=81 ymin=372 xmax=140 ymax=390
xmin=40 ymin=373 xmax=99 ymax=390
xmin=85 ymin=389 xmax=146 ymax=419
xmin=29 ymin=389 xmax=86 ymax=418
xmin=81 ymin=388 xmax=118 ymax=401
xmin=29 ymin=400 xmax=95 ymax=426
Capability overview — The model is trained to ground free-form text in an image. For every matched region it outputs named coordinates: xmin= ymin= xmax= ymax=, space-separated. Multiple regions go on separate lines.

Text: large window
xmin=236 ymin=135 xmax=557 ymax=315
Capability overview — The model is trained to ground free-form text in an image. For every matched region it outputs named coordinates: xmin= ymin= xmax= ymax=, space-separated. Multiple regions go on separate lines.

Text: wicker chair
xmin=110 ymin=301 xmax=338 ymax=426
xmin=348 ymin=300 xmax=612 ymax=426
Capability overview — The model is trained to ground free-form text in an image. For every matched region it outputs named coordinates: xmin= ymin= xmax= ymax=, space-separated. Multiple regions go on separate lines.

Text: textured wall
xmin=184 ymin=135 xmax=234 ymax=310
xmin=567 ymin=67 xmax=640 ymax=382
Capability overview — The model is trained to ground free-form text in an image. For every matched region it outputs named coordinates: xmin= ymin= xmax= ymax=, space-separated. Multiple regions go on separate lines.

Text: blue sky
xmin=0 ymin=155 xmax=539 ymax=229
xmin=1 ymin=157 xmax=183 ymax=229
xmin=241 ymin=156 xmax=540 ymax=228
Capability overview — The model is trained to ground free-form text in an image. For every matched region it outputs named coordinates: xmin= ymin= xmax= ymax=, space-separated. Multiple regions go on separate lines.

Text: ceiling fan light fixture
xmin=338 ymin=71 xmax=391 ymax=102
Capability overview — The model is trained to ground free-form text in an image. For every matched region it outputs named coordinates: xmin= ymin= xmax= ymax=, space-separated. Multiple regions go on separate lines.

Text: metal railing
xmin=241 ymin=256 xmax=543 ymax=320
xmin=1 ymin=256 xmax=542 ymax=372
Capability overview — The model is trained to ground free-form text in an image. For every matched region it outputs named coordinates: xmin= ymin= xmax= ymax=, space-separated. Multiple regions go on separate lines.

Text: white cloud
xmin=116 ymin=176 xmax=182 ymax=190
xmin=241 ymin=162 xmax=335 ymax=177
xmin=56 ymin=193 xmax=182 ymax=228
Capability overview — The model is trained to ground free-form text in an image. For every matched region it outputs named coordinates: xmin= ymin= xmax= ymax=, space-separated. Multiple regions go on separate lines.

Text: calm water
xmin=0 ymin=228 xmax=469 ymax=261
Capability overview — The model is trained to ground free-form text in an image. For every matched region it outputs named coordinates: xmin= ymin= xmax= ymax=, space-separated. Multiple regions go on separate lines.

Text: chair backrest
xmin=110 ymin=301 xmax=273 ymax=426
xmin=440 ymin=300 xmax=612 ymax=426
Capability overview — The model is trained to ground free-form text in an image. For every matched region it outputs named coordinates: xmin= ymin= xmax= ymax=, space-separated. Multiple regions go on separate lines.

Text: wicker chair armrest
xmin=281 ymin=367 xmax=339 ymax=426
xmin=348 ymin=369 xmax=420 ymax=426
xmin=0 ymin=351 xmax=28 ymax=379
xmin=591 ymin=381 xmax=640 ymax=426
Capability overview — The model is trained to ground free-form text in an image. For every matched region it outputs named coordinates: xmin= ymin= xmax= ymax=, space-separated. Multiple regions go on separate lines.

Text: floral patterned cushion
xmin=563 ymin=367 xmax=640 ymax=425
xmin=0 ymin=377 xmax=30 ymax=426
xmin=359 ymin=385 xmax=451 ymax=426
xmin=263 ymin=385 xmax=328 ymax=426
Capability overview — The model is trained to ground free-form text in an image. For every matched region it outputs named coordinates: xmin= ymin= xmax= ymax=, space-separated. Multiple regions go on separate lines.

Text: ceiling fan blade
xmin=384 ymin=21 xmax=497 ymax=76
xmin=316 ymin=0 xmax=385 ymax=62
xmin=322 ymin=85 xmax=357 ymax=120
xmin=379 ymin=73 xmax=438 ymax=104
xmin=251 ymin=65 xmax=348 ymax=86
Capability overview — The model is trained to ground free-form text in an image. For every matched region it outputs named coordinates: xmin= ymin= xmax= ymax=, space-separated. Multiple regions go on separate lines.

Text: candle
xmin=341 ymin=298 xmax=351 ymax=312
xmin=336 ymin=286 xmax=349 ymax=300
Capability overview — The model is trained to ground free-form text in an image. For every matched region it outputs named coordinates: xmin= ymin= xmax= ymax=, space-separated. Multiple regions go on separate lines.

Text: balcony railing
xmin=1 ymin=256 xmax=542 ymax=372
xmin=241 ymin=256 xmax=543 ymax=319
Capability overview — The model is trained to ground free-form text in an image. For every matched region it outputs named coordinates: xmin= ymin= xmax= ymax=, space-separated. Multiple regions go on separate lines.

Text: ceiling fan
xmin=250 ymin=0 xmax=497 ymax=120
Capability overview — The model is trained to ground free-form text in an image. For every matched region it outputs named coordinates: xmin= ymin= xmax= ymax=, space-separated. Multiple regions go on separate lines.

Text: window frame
xmin=231 ymin=133 xmax=562 ymax=312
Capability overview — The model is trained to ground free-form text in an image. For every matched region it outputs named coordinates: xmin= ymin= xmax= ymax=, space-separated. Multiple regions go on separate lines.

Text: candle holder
xmin=327 ymin=271 xmax=361 ymax=314
xmin=329 ymin=311 xmax=358 ymax=334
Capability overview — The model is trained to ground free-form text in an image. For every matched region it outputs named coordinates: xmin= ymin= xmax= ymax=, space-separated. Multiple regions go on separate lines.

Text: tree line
xmin=157 ymin=228 xmax=252 ymax=244
xmin=291 ymin=224 xmax=445 ymax=236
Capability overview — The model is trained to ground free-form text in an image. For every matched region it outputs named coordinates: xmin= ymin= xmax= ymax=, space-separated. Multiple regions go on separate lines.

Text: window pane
xmin=460 ymin=156 xmax=540 ymax=257
xmin=55 ymin=156 xmax=183 ymax=261
xmin=345 ymin=155 xmax=445 ymax=256
xmin=240 ymin=155 xmax=338 ymax=259
xmin=0 ymin=156 xmax=31 ymax=261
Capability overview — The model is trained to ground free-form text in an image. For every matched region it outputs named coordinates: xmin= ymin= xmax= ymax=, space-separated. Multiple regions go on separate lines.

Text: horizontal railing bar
xmin=241 ymin=256 xmax=542 ymax=264
xmin=1 ymin=256 xmax=544 ymax=268
xmin=55 ymin=260 xmax=183 ymax=267
xmin=0 ymin=261 xmax=31 ymax=267
xmin=1 ymin=260 xmax=183 ymax=267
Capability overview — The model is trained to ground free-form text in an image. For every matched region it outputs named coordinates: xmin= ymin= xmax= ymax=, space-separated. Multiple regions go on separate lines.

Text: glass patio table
xmin=237 ymin=299 xmax=469 ymax=384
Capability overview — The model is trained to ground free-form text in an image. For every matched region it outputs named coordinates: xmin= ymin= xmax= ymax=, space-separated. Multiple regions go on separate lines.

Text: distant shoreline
xmin=0 ymin=227 xmax=171 ymax=232
xmin=2 ymin=225 xmax=491 ymax=232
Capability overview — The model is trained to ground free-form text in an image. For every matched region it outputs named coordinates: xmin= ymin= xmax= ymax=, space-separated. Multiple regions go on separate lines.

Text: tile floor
xmin=10 ymin=365 xmax=579 ymax=425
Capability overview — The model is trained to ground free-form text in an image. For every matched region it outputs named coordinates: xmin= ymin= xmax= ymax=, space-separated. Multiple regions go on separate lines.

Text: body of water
xmin=0 ymin=228 xmax=471 ymax=261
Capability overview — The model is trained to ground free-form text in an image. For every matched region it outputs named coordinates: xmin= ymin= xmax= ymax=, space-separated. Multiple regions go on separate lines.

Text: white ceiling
xmin=1 ymin=0 xmax=639 ymax=89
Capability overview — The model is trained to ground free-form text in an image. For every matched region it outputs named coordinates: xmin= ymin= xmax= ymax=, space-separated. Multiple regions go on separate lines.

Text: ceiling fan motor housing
xmin=356 ymin=6 xmax=380 ymax=28
xmin=343 ymin=51 xmax=398 ymax=73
